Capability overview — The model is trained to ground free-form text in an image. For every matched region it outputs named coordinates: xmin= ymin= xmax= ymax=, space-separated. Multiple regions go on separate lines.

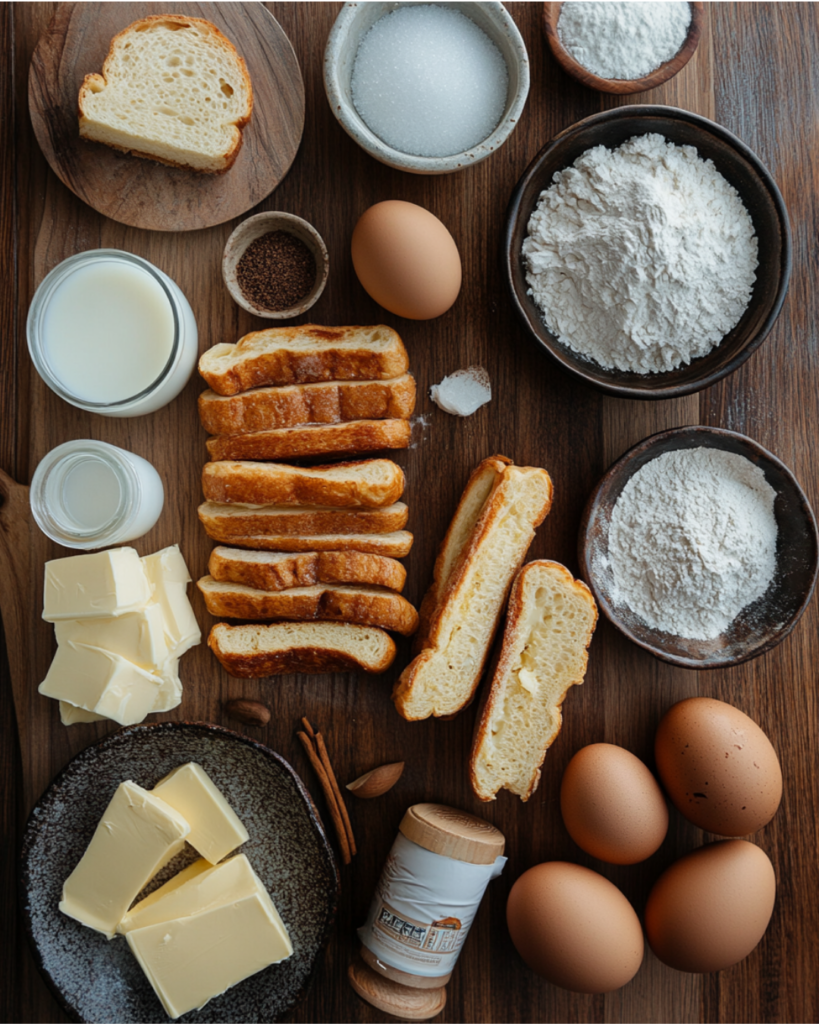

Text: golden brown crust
xmin=201 ymin=459 xmax=405 ymax=508
xmin=198 ymin=578 xmax=419 ymax=635
xmin=199 ymin=326 xmax=409 ymax=395
xmin=206 ymin=419 xmax=412 ymax=462
xmin=198 ymin=376 xmax=417 ymax=434
xmin=198 ymin=501 xmax=408 ymax=537
xmin=208 ymin=548 xmax=407 ymax=593
xmin=202 ymin=531 xmax=415 ymax=557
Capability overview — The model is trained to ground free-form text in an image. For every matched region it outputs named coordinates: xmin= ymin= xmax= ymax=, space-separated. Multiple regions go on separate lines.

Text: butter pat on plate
xmin=153 ymin=762 xmax=249 ymax=864
xmin=43 ymin=547 xmax=152 ymax=621
xmin=60 ymin=781 xmax=190 ymax=938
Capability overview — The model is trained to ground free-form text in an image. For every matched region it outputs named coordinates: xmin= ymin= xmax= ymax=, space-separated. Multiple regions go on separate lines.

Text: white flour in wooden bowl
xmin=523 ymin=133 xmax=758 ymax=374
xmin=607 ymin=448 xmax=778 ymax=640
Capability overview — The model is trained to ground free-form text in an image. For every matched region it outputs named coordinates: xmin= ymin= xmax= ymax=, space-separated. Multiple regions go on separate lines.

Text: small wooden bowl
xmin=543 ymin=2 xmax=704 ymax=94
xmin=223 ymin=212 xmax=329 ymax=319
xmin=579 ymin=427 xmax=819 ymax=669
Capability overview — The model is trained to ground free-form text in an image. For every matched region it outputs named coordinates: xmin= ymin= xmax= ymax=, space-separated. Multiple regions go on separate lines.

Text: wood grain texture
xmin=28 ymin=2 xmax=305 ymax=231
xmin=1 ymin=4 xmax=817 ymax=1023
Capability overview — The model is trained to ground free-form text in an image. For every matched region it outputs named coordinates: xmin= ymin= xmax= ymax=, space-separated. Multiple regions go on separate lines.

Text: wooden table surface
xmin=2 ymin=4 xmax=818 ymax=1022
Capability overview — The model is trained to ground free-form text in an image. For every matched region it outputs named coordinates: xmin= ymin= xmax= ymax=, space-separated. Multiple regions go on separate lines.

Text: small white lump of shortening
xmin=430 ymin=366 xmax=491 ymax=417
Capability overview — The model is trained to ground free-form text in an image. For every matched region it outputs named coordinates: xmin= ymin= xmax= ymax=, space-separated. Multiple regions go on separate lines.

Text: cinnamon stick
xmin=301 ymin=716 xmax=316 ymax=740
xmin=297 ymin=730 xmax=351 ymax=865
xmin=316 ymin=731 xmax=357 ymax=857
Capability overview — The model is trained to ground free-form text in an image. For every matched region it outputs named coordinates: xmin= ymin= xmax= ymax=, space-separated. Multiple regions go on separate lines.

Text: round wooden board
xmin=28 ymin=2 xmax=305 ymax=232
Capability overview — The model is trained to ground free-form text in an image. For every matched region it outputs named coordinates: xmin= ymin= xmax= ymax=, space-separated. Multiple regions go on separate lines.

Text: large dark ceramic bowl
xmin=579 ymin=427 xmax=818 ymax=668
xmin=505 ymin=106 xmax=791 ymax=399
xmin=20 ymin=722 xmax=340 ymax=1024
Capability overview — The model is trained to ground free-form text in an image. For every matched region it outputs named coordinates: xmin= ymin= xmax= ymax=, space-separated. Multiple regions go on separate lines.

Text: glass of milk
xmin=27 ymin=250 xmax=198 ymax=417
xmin=30 ymin=440 xmax=165 ymax=549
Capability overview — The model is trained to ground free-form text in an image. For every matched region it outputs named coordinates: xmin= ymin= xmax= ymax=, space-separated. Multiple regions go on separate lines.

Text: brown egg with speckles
xmin=655 ymin=697 xmax=782 ymax=836
xmin=645 ymin=840 xmax=776 ymax=973
xmin=560 ymin=743 xmax=669 ymax=864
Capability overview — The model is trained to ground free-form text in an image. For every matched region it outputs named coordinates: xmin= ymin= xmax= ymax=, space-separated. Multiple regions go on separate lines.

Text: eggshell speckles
xmin=645 ymin=840 xmax=776 ymax=973
xmin=351 ymin=201 xmax=462 ymax=320
xmin=655 ymin=697 xmax=782 ymax=837
xmin=560 ymin=743 xmax=669 ymax=864
xmin=506 ymin=862 xmax=643 ymax=993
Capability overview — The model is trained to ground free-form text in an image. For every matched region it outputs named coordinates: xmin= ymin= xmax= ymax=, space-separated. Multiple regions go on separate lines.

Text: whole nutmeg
xmin=225 ymin=698 xmax=271 ymax=728
xmin=346 ymin=762 xmax=404 ymax=799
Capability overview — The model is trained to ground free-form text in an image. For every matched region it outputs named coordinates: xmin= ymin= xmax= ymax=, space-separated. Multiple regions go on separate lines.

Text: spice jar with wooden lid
xmin=349 ymin=803 xmax=506 ymax=1021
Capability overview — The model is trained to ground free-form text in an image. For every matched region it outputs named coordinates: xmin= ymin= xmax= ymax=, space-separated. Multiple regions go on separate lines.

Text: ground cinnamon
xmin=236 ymin=230 xmax=316 ymax=312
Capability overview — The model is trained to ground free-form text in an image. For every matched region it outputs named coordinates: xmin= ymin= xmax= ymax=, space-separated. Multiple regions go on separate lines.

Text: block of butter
xmin=142 ymin=547 xmax=201 ymax=657
xmin=152 ymin=657 xmax=182 ymax=714
xmin=60 ymin=781 xmax=190 ymax=938
xmin=39 ymin=643 xmax=163 ymax=726
xmin=153 ymin=763 xmax=249 ymax=864
xmin=54 ymin=604 xmax=169 ymax=669
xmin=43 ymin=548 xmax=152 ymax=621
xmin=118 ymin=858 xmax=212 ymax=934
xmin=59 ymin=702 xmax=106 ymax=726
xmin=126 ymin=888 xmax=293 ymax=1018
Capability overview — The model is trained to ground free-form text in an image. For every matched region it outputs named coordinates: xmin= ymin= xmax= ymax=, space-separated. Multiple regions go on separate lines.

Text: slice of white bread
xmin=206 ymin=419 xmax=411 ymax=462
xmin=198 ymin=501 xmax=408 ymax=537
xmin=197 ymin=577 xmax=419 ymax=636
xmin=209 ymin=547 xmax=406 ymax=593
xmin=198 ymin=375 xmax=417 ymax=434
xmin=208 ymin=622 xmax=396 ymax=677
xmin=202 ymin=459 xmax=404 ymax=508
xmin=393 ymin=462 xmax=553 ymax=721
xmin=415 ymin=456 xmax=511 ymax=650
xmin=78 ymin=16 xmax=253 ymax=173
xmin=470 ymin=561 xmax=598 ymax=802
xmin=199 ymin=325 xmax=409 ymax=396
xmin=203 ymin=531 xmax=414 ymax=557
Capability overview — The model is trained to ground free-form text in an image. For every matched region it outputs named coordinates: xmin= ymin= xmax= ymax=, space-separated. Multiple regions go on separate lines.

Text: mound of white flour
xmin=607 ymin=447 xmax=777 ymax=640
xmin=523 ymin=133 xmax=758 ymax=374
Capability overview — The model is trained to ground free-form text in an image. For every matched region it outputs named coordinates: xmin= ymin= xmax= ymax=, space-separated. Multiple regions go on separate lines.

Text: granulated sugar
xmin=558 ymin=1 xmax=691 ymax=81
xmin=608 ymin=448 xmax=778 ymax=640
xmin=430 ymin=366 xmax=491 ymax=416
xmin=351 ymin=5 xmax=508 ymax=158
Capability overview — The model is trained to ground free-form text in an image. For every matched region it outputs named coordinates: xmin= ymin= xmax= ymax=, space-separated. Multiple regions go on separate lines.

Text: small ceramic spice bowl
xmin=222 ymin=212 xmax=329 ymax=319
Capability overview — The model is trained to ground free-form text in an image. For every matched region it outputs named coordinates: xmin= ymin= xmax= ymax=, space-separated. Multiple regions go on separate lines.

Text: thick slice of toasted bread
xmin=203 ymin=531 xmax=414 ymax=557
xmin=469 ymin=561 xmax=598 ymax=802
xmin=78 ymin=16 xmax=252 ymax=174
xmin=198 ymin=501 xmax=408 ymax=537
xmin=208 ymin=547 xmax=406 ymax=593
xmin=393 ymin=463 xmax=553 ymax=720
xmin=198 ymin=374 xmax=417 ymax=434
xmin=197 ymin=577 xmax=419 ymax=635
xmin=201 ymin=459 xmax=404 ymax=508
xmin=208 ymin=621 xmax=396 ymax=677
xmin=206 ymin=419 xmax=411 ymax=461
xmin=199 ymin=325 xmax=409 ymax=396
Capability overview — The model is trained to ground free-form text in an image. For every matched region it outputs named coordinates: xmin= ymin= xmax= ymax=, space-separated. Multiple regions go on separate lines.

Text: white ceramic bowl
xmin=324 ymin=2 xmax=530 ymax=175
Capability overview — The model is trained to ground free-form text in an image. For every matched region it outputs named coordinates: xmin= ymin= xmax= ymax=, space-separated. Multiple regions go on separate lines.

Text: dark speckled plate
xmin=20 ymin=722 xmax=340 ymax=1024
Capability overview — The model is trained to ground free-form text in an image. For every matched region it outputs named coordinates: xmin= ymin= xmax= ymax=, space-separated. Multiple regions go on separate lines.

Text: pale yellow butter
xmin=141 ymin=546 xmax=201 ymax=657
xmin=117 ymin=858 xmax=212 ymax=933
xmin=54 ymin=603 xmax=169 ymax=669
xmin=126 ymin=891 xmax=293 ymax=1019
xmin=60 ymin=781 xmax=190 ymax=938
xmin=43 ymin=548 xmax=152 ymax=621
xmin=39 ymin=642 xmax=163 ymax=726
xmin=152 ymin=657 xmax=182 ymax=713
xmin=153 ymin=762 xmax=248 ymax=864
xmin=59 ymin=702 xmax=106 ymax=726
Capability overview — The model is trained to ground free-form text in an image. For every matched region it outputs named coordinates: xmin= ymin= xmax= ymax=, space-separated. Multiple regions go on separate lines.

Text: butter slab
xmin=43 ymin=548 xmax=152 ymax=621
xmin=54 ymin=603 xmax=169 ymax=669
xmin=141 ymin=546 xmax=201 ymax=657
xmin=59 ymin=702 xmax=106 ymax=726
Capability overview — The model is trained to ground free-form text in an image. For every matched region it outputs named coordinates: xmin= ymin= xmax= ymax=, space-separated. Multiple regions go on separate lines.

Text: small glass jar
xmin=27 ymin=249 xmax=198 ymax=418
xmin=30 ymin=440 xmax=165 ymax=550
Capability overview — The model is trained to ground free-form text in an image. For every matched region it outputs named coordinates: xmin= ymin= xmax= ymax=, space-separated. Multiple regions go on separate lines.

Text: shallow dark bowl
xmin=579 ymin=427 xmax=818 ymax=669
xmin=20 ymin=722 xmax=340 ymax=1024
xmin=505 ymin=106 xmax=792 ymax=399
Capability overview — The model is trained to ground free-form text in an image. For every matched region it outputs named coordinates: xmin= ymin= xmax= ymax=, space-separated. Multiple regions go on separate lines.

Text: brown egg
xmin=645 ymin=840 xmax=776 ymax=973
xmin=351 ymin=200 xmax=462 ymax=320
xmin=560 ymin=743 xmax=669 ymax=864
xmin=506 ymin=862 xmax=643 ymax=993
xmin=655 ymin=697 xmax=782 ymax=836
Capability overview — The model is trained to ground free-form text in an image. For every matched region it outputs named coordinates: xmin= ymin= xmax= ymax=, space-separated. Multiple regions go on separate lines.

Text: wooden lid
xmin=398 ymin=804 xmax=505 ymax=865
xmin=348 ymin=958 xmax=446 ymax=1021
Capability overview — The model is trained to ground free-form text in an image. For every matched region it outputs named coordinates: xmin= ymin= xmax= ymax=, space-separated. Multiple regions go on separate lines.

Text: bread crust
xmin=198 ymin=578 xmax=419 ymax=635
xmin=206 ymin=419 xmax=412 ymax=461
xmin=199 ymin=326 xmax=409 ymax=395
xmin=78 ymin=15 xmax=253 ymax=174
xmin=208 ymin=623 xmax=396 ymax=677
xmin=201 ymin=531 xmax=414 ymax=557
xmin=198 ymin=375 xmax=417 ymax=434
xmin=208 ymin=547 xmax=407 ymax=593
xmin=201 ymin=459 xmax=405 ymax=508
xmin=469 ymin=561 xmax=598 ymax=802
xmin=198 ymin=501 xmax=409 ymax=537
